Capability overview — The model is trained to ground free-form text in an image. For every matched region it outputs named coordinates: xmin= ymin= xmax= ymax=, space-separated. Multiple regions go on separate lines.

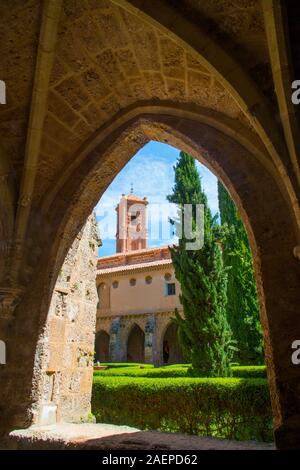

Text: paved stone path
xmin=7 ymin=423 xmax=275 ymax=450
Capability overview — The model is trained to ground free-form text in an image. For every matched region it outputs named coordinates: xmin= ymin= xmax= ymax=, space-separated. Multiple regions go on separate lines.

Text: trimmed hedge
xmin=92 ymin=376 xmax=273 ymax=442
xmin=94 ymin=364 xmax=267 ymax=379
xmin=94 ymin=366 xmax=189 ymax=378
xmin=231 ymin=366 xmax=266 ymax=379
xmin=100 ymin=362 xmax=153 ymax=369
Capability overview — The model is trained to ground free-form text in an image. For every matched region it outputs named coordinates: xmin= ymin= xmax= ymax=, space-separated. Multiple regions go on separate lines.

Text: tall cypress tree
xmin=167 ymin=152 xmax=233 ymax=377
xmin=218 ymin=182 xmax=264 ymax=364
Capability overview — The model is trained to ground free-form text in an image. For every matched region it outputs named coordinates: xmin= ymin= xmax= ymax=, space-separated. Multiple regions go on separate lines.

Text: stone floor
xmin=7 ymin=423 xmax=275 ymax=450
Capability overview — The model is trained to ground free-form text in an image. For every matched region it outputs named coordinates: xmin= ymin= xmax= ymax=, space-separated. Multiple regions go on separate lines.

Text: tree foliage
xmin=218 ymin=182 xmax=264 ymax=365
xmin=167 ymin=152 xmax=233 ymax=377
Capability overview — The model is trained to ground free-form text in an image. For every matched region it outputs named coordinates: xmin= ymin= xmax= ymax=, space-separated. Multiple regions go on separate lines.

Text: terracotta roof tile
xmin=97 ymin=258 xmax=173 ymax=276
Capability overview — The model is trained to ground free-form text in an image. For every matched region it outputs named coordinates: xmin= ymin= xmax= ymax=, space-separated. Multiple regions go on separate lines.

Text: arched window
xmin=97 ymin=282 xmax=110 ymax=308
xmin=145 ymin=275 xmax=152 ymax=285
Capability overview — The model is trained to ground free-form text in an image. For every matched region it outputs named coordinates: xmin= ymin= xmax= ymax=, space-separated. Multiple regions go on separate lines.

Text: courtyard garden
xmin=92 ymin=363 xmax=273 ymax=442
xmin=92 ymin=153 xmax=272 ymax=443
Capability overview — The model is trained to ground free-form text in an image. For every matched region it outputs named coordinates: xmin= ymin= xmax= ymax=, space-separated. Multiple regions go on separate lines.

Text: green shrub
xmin=100 ymin=362 xmax=153 ymax=369
xmin=163 ymin=364 xmax=190 ymax=369
xmin=94 ymin=364 xmax=267 ymax=379
xmin=231 ymin=366 xmax=266 ymax=379
xmin=94 ymin=366 xmax=189 ymax=378
xmin=92 ymin=376 xmax=273 ymax=442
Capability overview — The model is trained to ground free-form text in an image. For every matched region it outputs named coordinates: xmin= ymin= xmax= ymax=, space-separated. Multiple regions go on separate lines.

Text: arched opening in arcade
xmin=19 ymin=104 xmax=294 ymax=449
xmin=94 ymin=330 xmax=110 ymax=363
xmin=126 ymin=324 xmax=145 ymax=363
xmin=162 ymin=322 xmax=184 ymax=365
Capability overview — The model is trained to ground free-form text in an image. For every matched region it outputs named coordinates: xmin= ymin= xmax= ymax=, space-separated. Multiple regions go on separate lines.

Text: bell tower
xmin=116 ymin=192 xmax=148 ymax=253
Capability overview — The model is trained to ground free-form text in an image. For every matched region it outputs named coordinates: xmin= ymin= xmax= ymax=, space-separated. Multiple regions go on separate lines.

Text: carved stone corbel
xmin=0 ymin=286 xmax=24 ymax=319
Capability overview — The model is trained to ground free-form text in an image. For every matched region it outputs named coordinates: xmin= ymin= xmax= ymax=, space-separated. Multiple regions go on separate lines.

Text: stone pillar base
xmin=38 ymin=403 xmax=57 ymax=426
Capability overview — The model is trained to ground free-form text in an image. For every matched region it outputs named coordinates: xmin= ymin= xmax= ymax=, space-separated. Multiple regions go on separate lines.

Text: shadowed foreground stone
xmin=7 ymin=424 xmax=274 ymax=450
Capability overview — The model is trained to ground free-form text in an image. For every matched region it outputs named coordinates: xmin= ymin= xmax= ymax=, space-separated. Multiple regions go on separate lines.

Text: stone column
xmin=109 ymin=317 xmax=124 ymax=362
xmin=145 ymin=316 xmax=157 ymax=364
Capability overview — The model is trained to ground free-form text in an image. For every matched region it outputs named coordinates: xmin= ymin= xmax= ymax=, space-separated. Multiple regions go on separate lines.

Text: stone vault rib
xmin=10 ymin=0 xmax=63 ymax=286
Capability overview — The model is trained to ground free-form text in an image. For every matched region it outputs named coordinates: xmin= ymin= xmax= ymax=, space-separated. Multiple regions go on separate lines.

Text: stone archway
xmin=1 ymin=106 xmax=299 ymax=450
xmin=162 ymin=323 xmax=184 ymax=365
xmin=127 ymin=324 xmax=145 ymax=363
xmin=94 ymin=330 xmax=110 ymax=363
xmin=1 ymin=0 xmax=300 ymax=450
xmin=32 ymin=108 xmax=299 ymax=442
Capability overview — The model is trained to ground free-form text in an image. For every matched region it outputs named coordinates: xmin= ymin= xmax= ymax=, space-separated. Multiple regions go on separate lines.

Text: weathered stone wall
xmin=32 ymin=213 xmax=100 ymax=425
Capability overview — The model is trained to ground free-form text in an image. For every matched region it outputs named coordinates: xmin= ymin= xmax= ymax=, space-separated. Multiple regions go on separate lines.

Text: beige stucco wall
xmin=97 ymin=266 xmax=182 ymax=317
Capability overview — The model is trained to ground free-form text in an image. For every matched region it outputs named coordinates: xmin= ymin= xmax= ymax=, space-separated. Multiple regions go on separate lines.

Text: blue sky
xmin=95 ymin=141 xmax=219 ymax=256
